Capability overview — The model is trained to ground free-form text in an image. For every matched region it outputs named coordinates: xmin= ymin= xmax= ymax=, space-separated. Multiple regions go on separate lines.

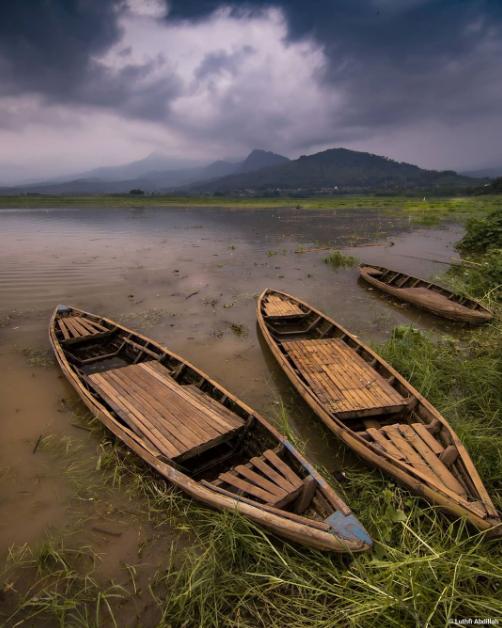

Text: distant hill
xmin=190 ymin=147 xmax=475 ymax=195
xmin=0 ymin=149 xmax=287 ymax=195
xmin=236 ymin=149 xmax=289 ymax=173
xmin=461 ymin=166 xmax=502 ymax=179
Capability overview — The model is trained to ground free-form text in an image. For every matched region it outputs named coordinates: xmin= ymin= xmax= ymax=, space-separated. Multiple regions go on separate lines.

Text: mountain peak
xmin=238 ymin=149 xmax=289 ymax=173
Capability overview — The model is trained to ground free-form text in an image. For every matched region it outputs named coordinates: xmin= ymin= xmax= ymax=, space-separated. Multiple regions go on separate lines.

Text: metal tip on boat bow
xmin=325 ymin=511 xmax=373 ymax=549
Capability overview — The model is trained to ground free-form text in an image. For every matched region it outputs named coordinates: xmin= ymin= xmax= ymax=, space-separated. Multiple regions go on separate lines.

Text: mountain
xmin=190 ymin=147 xmax=475 ymax=194
xmin=461 ymin=166 xmax=502 ymax=179
xmin=236 ymin=149 xmax=289 ymax=173
xmin=0 ymin=149 xmax=287 ymax=195
xmin=75 ymin=152 xmax=203 ymax=182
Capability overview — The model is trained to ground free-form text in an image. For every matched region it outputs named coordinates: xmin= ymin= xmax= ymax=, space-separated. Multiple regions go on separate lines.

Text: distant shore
xmin=0 ymin=193 xmax=499 ymax=225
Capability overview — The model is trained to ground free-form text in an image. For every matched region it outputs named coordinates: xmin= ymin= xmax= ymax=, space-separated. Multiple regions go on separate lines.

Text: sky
xmin=1 ymin=0 xmax=502 ymax=183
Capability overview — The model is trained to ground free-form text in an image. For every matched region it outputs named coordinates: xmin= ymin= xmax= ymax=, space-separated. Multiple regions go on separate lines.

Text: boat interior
xmin=361 ymin=265 xmax=483 ymax=310
xmin=260 ymin=291 xmax=488 ymax=509
xmin=54 ymin=308 xmax=339 ymax=521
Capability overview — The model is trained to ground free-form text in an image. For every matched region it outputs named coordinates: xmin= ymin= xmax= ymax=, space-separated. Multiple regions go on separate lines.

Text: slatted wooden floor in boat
xmin=264 ymin=294 xmax=304 ymax=317
xmin=88 ymin=361 xmax=245 ymax=462
xmin=282 ymin=338 xmax=409 ymax=418
xmin=58 ymin=315 xmax=107 ymax=339
xmin=206 ymin=447 xmax=308 ymax=508
xmin=364 ymin=422 xmax=470 ymax=500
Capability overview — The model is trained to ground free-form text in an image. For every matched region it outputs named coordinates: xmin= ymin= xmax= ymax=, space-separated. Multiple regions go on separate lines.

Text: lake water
xmin=0 ymin=205 xmax=464 ymax=618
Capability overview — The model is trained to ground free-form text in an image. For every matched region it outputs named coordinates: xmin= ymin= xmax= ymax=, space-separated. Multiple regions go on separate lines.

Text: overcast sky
xmin=1 ymin=0 xmax=502 ymax=183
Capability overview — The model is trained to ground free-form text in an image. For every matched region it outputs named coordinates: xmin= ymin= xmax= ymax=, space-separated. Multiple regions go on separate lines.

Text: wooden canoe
xmin=359 ymin=264 xmax=492 ymax=324
xmin=257 ymin=289 xmax=501 ymax=535
xmin=49 ymin=304 xmax=372 ymax=553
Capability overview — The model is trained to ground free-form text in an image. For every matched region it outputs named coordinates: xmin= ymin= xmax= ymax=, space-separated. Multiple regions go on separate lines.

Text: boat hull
xmin=50 ymin=306 xmax=371 ymax=552
xmin=359 ymin=265 xmax=492 ymax=324
xmin=257 ymin=289 xmax=500 ymax=534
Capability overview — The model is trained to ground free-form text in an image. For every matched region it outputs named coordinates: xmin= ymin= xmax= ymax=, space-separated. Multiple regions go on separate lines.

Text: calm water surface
xmin=0 ymin=206 xmax=464 ymax=612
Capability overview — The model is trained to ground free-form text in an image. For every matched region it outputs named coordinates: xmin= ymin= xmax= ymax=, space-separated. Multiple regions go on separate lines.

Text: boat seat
xmin=58 ymin=315 xmax=107 ymax=340
xmin=282 ymin=338 xmax=411 ymax=419
xmin=264 ymin=294 xmax=305 ymax=317
xmin=212 ymin=448 xmax=305 ymax=507
xmin=365 ymin=423 xmax=467 ymax=497
xmin=87 ymin=361 xmax=245 ymax=462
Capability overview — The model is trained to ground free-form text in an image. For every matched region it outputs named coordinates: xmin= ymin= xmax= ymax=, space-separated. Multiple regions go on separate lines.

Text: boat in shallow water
xmin=257 ymin=289 xmax=501 ymax=534
xmin=49 ymin=304 xmax=372 ymax=553
xmin=359 ymin=264 xmax=492 ymax=324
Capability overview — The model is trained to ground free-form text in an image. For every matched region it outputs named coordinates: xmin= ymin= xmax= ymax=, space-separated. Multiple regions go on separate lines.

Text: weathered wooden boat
xmin=49 ymin=305 xmax=372 ymax=552
xmin=359 ymin=264 xmax=492 ymax=324
xmin=257 ymin=289 xmax=501 ymax=534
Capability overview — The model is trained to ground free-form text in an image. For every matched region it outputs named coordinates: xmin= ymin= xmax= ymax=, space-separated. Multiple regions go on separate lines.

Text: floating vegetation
xmin=119 ymin=308 xmax=176 ymax=328
xmin=230 ymin=322 xmax=247 ymax=337
xmin=21 ymin=347 xmax=56 ymax=368
xmin=324 ymin=249 xmax=358 ymax=268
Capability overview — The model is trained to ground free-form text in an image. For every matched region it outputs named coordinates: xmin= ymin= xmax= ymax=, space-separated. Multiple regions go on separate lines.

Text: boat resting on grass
xmin=49 ymin=305 xmax=372 ymax=553
xmin=257 ymin=289 xmax=501 ymax=535
xmin=359 ymin=264 xmax=492 ymax=324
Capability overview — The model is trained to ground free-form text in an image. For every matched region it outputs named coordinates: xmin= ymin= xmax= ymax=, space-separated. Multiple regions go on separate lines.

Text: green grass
xmin=0 ymin=193 xmax=500 ymax=225
xmin=324 ymin=250 xmax=359 ymax=269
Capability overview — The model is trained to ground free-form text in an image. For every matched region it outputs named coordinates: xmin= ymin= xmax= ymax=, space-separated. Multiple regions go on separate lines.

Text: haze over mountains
xmin=0 ymin=147 xmax=483 ymax=196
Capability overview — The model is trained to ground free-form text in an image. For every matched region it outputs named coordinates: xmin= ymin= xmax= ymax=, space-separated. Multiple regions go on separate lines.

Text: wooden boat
xmin=257 ymin=289 xmax=501 ymax=534
xmin=359 ymin=264 xmax=492 ymax=324
xmin=49 ymin=304 xmax=372 ymax=553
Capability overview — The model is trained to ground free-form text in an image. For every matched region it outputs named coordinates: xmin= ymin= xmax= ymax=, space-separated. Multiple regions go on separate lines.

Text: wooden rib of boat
xmin=257 ymin=289 xmax=501 ymax=535
xmin=359 ymin=264 xmax=492 ymax=324
xmin=49 ymin=304 xmax=372 ymax=553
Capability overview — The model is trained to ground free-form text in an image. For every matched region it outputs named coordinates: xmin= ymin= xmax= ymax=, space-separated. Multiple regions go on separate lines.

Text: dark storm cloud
xmin=0 ymin=0 xmax=123 ymax=96
xmin=1 ymin=0 xmax=502 ymax=171
xmin=167 ymin=0 xmax=502 ymax=135
xmin=0 ymin=0 xmax=180 ymax=121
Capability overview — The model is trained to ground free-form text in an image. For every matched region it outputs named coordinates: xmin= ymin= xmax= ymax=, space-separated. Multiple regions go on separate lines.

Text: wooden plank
xmin=77 ymin=317 xmax=102 ymax=334
xmin=90 ymin=373 xmax=177 ymax=455
xmin=83 ymin=317 xmax=107 ymax=332
xmin=186 ymin=385 xmax=245 ymax=430
xmin=294 ymin=476 xmax=317 ymax=514
xmin=67 ymin=317 xmax=90 ymax=337
xmin=250 ymin=456 xmax=297 ymax=492
xmin=263 ymin=449 xmax=302 ymax=488
xmin=234 ymin=465 xmax=286 ymax=497
xmin=63 ymin=318 xmax=81 ymax=338
xmin=399 ymin=425 xmax=467 ymax=496
xmin=284 ymin=337 xmax=406 ymax=415
xmin=411 ymin=423 xmax=443 ymax=454
xmin=367 ymin=428 xmax=406 ymax=461
xmin=122 ymin=367 xmax=221 ymax=442
xmin=265 ymin=295 xmax=303 ymax=316
xmin=382 ymin=425 xmax=438 ymax=480
xmin=141 ymin=362 xmax=244 ymax=433
xmin=218 ymin=472 xmax=277 ymax=503
xmin=200 ymin=480 xmax=331 ymax=531
xmin=57 ymin=319 xmax=70 ymax=340
xmin=89 ymin=373 xmax=178 ymax=458
xmin=102 ymin=369 xmax=195 ymax=452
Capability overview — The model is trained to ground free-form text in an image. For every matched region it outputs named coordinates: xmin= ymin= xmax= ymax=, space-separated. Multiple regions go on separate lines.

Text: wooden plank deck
xmin=58 ymin=316 xmax=105 ymax=339
xmin=213 ymin=448 xmax=304 ymax=506
xmin=88 ymin=361 xmax=245 ymax=461
xmin=365 ymin=422 xmax=467 ymax=498
xmin=282 ymin=338 xmax=407 ymax=417
xmin=264 ymin=295 xmax=304 ymax=317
